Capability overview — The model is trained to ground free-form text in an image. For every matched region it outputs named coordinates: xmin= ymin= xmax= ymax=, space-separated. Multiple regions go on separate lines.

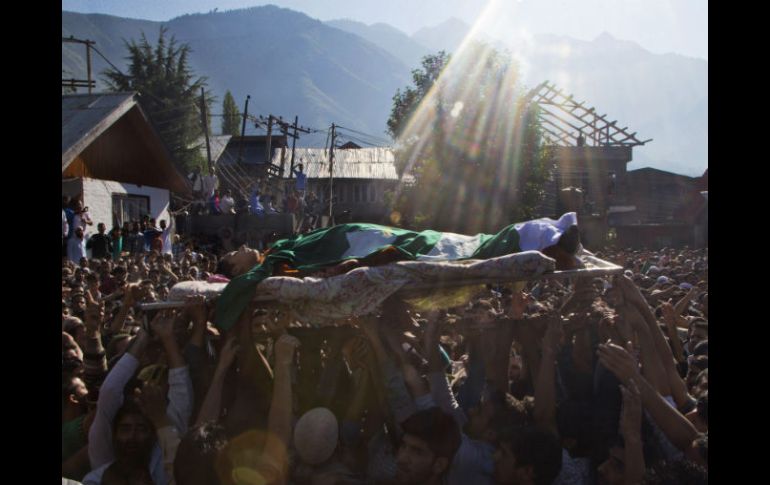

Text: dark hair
xmin=400 ymin=407 xmax=461 ymax=461
xmin=498 ymin=426 xmax=562 ymax=485
xmin=692 ymin=340 xmax=708 ymax=356
xmin=692 ymin=433 xmax=707 ymax=463
xmin=488 ymin=391 xmax=533 ymax=434
xmin=696 ymin=392 xmax=708 ymax=426
xmin=643 ymin=459 xmax=707 ymax=485
xmin=174 ymin=422 xmax=229 ymax=485
xmin=695 ymin=368 xmax=708 ymax=385
xmin=689 ymin=319 xmax=708 ymax=333
xmin=112 ymin=401 xmax=153 ymax=436
xmin=215 ymin=259 xmax=235 ymax=278
xmin=689 ymin=355 xmax=708 ymax=373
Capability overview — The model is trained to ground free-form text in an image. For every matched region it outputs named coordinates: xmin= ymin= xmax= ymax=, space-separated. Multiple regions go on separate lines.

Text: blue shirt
xmin=293 ymin=169 xmax=307 ymax=191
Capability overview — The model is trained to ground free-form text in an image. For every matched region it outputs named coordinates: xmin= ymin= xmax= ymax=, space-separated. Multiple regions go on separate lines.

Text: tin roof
xmin=278 ymin=147 xmax=398 ymax=180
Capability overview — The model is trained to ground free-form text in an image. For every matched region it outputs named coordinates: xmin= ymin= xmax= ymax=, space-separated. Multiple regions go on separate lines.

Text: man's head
xmin=62 ymin=375 xmax=89 ymax=415
xmin=688 ymin=319 xmax=708 ymax=352
xmin=112 ymin=402 xmax=156 ymax=466
xmin=297 ymin=163 xmax=304 ymax=172
xmin=493 ymin=426 xmax=562 ymax=485
xmin=395 ymin=407 xmax=461 ymax=485
xmin=174 ymin=422 xmax=229 ymax=485
xmin=217 ymin=245 xmax=261 ymax=278
xmin=693 ymin=368 xmax=708 ymax=399
xmin=686 ymin=355 xmax=708 ymax=389
xmin=96 ymin=222 xmax=106 ymax=234
xmin=160 ymin=220 xmax=167 ymax=230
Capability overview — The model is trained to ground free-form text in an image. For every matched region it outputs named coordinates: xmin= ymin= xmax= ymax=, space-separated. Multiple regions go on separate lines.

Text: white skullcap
xmin=293 ymin=407 xmax=338 ymax=465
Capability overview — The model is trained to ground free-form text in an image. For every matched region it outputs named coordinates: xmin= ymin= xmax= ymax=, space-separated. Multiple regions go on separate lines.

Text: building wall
xmin=615 ymin=224 xmax=693 ymax=249
xmin=79 ymin=177 xmax=170 ymax=234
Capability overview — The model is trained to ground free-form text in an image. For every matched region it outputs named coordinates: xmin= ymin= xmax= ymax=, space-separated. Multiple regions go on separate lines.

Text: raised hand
xmin=274 ymin=333 xmax=300 ymax=367
xmin=84 ymin=301 xmax=105 ymax=334
xmin=216 ymin=336 xmax=240 ymax=371
xmin=150 ymin=310 xmax=175 ymax=341
xmin=620 ymin=379 xmax=643 ymax=440
xmin=597 ymin=341 xmax=639 ymax=384
xmin=542 ymin=314 xmax=564 ymax=356
xmin=185 ymin=295 xmax=208 ymax=324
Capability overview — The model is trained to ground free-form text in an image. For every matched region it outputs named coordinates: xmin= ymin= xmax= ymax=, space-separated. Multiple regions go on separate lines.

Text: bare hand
xmin=185 ymin=295 xmax=208 ymax=324
xmin=84 ymin=301 xmax=105 ymax=333
xmin=217 ymin=336 xmax=239 ymax=371
xmin=150 ymin=310 xmax=175 ymax=341
xmin=597 ymin=341 xmax=639 ymax=383
xmin=542 ymin=314 xmax=564 ymax=355
xmin=620 ymin=379 xmax=643 ymax=440
xmin=274 ymin=334 xmax=300 ymax=367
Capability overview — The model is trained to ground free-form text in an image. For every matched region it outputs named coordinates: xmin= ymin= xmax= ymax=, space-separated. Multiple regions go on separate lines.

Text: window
xmin=354 ymin=185 xmax=361 ymax=203
xmin=369 ymin=184 xmax=376 ymax=202
xmin=113 ymin=194 xmax=150 ymax=228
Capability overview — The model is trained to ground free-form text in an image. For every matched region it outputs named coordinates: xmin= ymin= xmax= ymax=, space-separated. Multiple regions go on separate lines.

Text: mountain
xmin=326 ymin=19 xmax=430 ymax=70
xmin=411 ymin=17 xmax=471 ymax=54
xmin=62 ymin=6 xmax=411 ymax=145
xmin=62 ymin=9 xmax=707 ymax=175
xmin=511 ymin=32 xmax=708 ymax=175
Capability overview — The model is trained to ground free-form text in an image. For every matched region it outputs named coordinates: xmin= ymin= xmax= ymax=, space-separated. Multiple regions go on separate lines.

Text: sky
xmin=62 ymin=0 xmax=707 ymax=60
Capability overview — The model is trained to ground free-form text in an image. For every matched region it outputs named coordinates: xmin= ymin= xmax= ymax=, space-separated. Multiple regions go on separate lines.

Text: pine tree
xmin=221 ymin=90 xmax=242 ymax=136
xmin=103 ymin=27 xmax=213 ymax=173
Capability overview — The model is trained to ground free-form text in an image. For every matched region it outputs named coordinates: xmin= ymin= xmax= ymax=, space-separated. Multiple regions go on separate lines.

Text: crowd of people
xmin=187 ymin=164 xmax=324 ymax=233
xmin=62 ymin=201 xmax=708 ymax=484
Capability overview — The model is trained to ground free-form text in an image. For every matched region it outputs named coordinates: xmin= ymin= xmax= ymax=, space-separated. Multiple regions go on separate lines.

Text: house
xmin=62 ymin=92 xmax=190 ymax=233
xmin=279 ymin=145 xmax=399 ymax=222
xmin=612 ymin=168 xmax=706 ymax=248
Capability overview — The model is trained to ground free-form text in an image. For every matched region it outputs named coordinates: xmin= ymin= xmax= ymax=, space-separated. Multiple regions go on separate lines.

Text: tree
xmin=103 ymin=27 xmax=212 ymax=173
xmin=387 ymin=51 xmax=449 ymax=140
xmin=385 ymin=43 xmax=554 ymax=234
xmin=221 ymin=90 xmax=242 ymax=136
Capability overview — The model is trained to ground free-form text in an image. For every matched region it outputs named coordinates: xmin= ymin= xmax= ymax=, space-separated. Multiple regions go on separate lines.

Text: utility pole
xmin=62 ymin=37 xmax=96 ymax=93
xmin=328 ymin=123 xmax=337 ymax=222
xmin=237 ymin=95 xmax=250 ymax=164
xmin=265 ymin=115 xmax=274 ymax=166
xmin=289 ymin=115 xmax=299 ymax=178
xmin=200 ymin=87 xmax=213 ymax=172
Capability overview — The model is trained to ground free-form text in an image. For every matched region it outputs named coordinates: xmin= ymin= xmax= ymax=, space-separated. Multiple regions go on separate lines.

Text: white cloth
xmin=161 ymin=219 xmax=174 ymax=255
xmin=201 ymin=174 xmax=219 ymax=198
xmin=220 ymin=195 xmax=235 ymax=214
xmin=168 ymin=251 xmax=555 ymax=325
xmin=67 ymin=237 xmax=87 ymax=264
xmin=62 ymin=210 xmax=69 ymax=239
xmin=553 ymin=449 xmax=590 ymax=485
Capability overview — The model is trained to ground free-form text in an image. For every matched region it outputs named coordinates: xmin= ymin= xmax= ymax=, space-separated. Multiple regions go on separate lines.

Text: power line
xmin=335 ymin=125 xmax=392 ymax=145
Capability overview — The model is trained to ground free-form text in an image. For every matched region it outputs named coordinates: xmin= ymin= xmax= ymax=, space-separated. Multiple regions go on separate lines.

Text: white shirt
xmin=201 ymin=174 xmax=219 ymax=198
xmin=220 ymin=195 xmax=235 ymax=214
xmin=62 ymin=210 xmax=69 ymax=239
xmin=161 ymin=219 xmax=174 ymax=255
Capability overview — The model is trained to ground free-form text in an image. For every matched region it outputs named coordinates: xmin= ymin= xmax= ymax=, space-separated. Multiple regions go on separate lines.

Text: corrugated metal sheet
xmin=62 ymin=92 xmax=137 ymax=168
xmin=198 ymin=135 xmax=232 ymax=164
xmin=278 ymin=147 xmax=398 ymax=180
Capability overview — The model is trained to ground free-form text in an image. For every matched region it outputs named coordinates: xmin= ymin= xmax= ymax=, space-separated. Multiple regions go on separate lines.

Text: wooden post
xmin=86 ymin=42 xmax=92 ymax=94
xmin=328 ymin=123 xmax=336 ymax=222
xmin=289 ymin=115 xmax=299 ymax=178
xmin=237 ymin=95 xmax=250 ymax=164
xmin=200 ymin=87 xmax=213 ymax=172
xmin=265 ymin=115 xmax=273 ymax=166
